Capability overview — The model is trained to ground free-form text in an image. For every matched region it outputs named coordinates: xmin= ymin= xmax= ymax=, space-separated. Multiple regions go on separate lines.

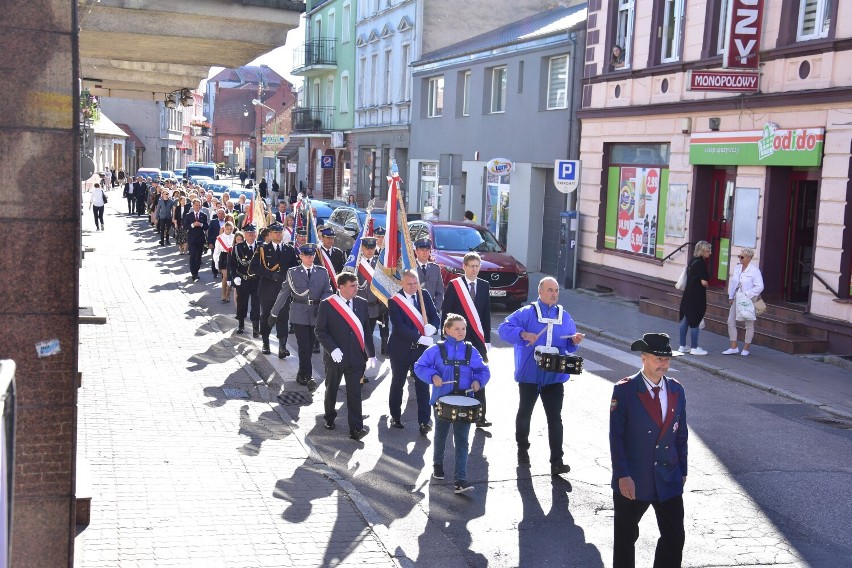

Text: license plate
xmin=490 ymin=289 xmax=507 ymax=297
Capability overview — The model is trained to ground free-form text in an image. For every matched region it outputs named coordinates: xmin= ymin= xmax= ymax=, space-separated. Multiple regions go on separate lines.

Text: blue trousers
xmin=678 ymin=317 xmax=699 ymax=348
xmin=433 ymin=411 xmax=471 ymax=483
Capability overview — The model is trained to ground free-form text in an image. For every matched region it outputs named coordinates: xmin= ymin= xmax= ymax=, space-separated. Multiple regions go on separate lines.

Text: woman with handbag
xmin=724 ymin=248 xmax=765 ymax=356
xmin=677 ymin=241 xmax=712 ymax=355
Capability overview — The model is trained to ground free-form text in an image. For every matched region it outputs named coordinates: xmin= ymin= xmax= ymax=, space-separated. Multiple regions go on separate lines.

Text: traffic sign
xmin=320 ymin=155 xmax=335 ymax=169
xmin=554 ymin=159 xmax=580 ymax=193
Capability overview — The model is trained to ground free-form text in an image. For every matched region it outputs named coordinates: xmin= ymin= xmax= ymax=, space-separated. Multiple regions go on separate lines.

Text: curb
xmin=576 ymin=323 xmax=852 ymax=422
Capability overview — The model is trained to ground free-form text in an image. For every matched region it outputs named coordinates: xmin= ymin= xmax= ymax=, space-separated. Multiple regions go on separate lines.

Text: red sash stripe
xmin=328 ymin=296 xmax=365 ymax=352
xmin=449 ymin=278 xmax=485 ymax=344
xmin=216 ymin=236 xmax=233 ymax=253
xmin=390 ymin=294 xmax=425 ymax=334
xmin=319 ymin=248 xmax=339 ymax=290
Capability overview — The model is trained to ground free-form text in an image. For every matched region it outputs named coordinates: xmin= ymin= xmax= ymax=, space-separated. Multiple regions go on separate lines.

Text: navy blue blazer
xmin=315 ymin=295 xmax=376 ymax=366
xmin=183 ymin=210 xmax=209 ymax=244
xmin=441 ymin=276 xmax=492 ymax=350
xmin=609 ymin=372 xmax=688 ymax=503
xmin=387 ymin=290 xmax=440 ymax=363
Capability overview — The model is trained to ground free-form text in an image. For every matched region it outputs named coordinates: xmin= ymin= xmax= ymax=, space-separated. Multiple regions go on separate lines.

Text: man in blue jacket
xmin=497 ymin=276 xmax=584 ymax=475
xmin=609 ymin=332 xmax=688 ymax=568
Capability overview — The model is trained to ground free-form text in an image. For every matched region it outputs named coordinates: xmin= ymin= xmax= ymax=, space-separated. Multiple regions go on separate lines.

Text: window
xmin=342 ymin=3 xmax=351 ymax=42
xmin=547 ymin=55 xmax=569 ymax=109
xmin=223 ymin=140 xmax=233 ymax=156
xmin=401 ymin=44 xmax=411 ymax=101
xmin=490 ymin=66 xmax=507 ymax=113
xmin=798 ymin=0 xmax=832 ymax=41
xmin=614 ymin=0 xmax=635 ymax=69
xmin=325 ymin=77 xmax=334 ymax=109
xmin=312 ymin=79 xmax=321 ymax=107
xmin=661 ymin=0 xmax=685 ymax=63
xmin=370 ymin=53 xmax=378 ymax=105
xmin=384 ymin=49 xmax=393 ymax=104
xmin=715 ymin=0 xmax=731 ymax=55
xmin=427 ymin=77 xmax=444 ymax=117
xmin=328 ymin=10 xmax=336 ymax=41
xmin=462 ymin=71 xmax=471 ymax=116
xmin=358 ymin=57 xmax=366 ymax=106
xmin=314 ymin=17 xmax=322 ymax=40
xmin=340 ymin=73 xmax=350 ymax=113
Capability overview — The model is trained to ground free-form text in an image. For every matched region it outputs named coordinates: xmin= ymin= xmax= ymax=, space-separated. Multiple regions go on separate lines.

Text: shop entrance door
xmin=784 ymin=174 xmax=818 ymax=302
xmin=706 ymin=168 xmax=735 ymax=288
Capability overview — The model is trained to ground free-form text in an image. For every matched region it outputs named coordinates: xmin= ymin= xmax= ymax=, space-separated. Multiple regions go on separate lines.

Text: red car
xmin=408 ymin=220 xmax=529 ymax=307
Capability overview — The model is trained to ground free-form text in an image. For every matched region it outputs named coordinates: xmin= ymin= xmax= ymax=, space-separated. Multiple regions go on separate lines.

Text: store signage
xmin=262 ymin=134 xmax=287 ymax=146
xmin=690 ymin=123 xmax=825 ymax=166
xmin=687 ymin=70 xmax=759 ymax=92
xmin=723 ymin=0 xmax=764 ymax=69
xmin=486 ymin=158 xmax=513 ymax=176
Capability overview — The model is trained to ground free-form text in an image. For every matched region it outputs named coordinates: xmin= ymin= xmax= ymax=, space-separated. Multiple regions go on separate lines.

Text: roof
xmin=208 ymin=65 xmax=285 ymax=87
xmin=211 ymin=88 xmax=257 ymax=136
xmin=94 ymin=112 xmax=129 ymax=138
xmin=415 ymin=4 xmax=587 ymax=66
xmin=115 ymin=123 xmax=145 ymax=149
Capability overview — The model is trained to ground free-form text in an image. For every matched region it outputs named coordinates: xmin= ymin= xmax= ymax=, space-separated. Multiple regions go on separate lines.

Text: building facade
xmin=577 ymin=0 xmax=852 ymax=352
xmin=92 ymin=112 xmax=128 ymax=175
xmin=409 ymin=6 xmax=587 ymax=273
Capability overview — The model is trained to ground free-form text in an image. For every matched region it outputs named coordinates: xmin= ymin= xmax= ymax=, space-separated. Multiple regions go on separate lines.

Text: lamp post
xmin=252 ymin=98 xmax=275 ymax=191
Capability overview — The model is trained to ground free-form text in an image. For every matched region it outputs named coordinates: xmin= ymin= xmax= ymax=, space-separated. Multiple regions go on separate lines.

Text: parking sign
xmin=554 ymin=160 xmax=580 ymax=193
xmin=321 ymin=155 xmax=335 ymax=169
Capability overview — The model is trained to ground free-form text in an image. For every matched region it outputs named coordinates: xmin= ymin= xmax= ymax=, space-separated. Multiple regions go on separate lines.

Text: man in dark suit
xmin=229 ymin=224 xmax=261 ymax=336
xmin=123 ymin=176 xmax=136 ymax=214
xmin=387 ymin=269 xmax=440 ymax=435
xmin=414 ymin=238 xmax=444 ymax=311
xmin=609 ymin=333 xmax=688 ymax=568
xmin=207 ymin=208 xmax=226 ymax=278
xmin=183 ymin=198 xmax=209 ymax=281
xmin=252 ymin=222 xmax=299 ymax=356
xmin=273 ymin=202 xmax=289 ymax=223
xmin=315 ymin=272 xmax=377 ymax=440
xmin=134 ymin=178 xmax=149 ymax=217
xmin=441 ymin=251 xmax=492 ymax=427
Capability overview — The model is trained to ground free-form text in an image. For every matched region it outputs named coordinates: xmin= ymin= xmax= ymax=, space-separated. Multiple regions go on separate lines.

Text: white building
xmin=92 ymin=111 xmax=127 ymax=174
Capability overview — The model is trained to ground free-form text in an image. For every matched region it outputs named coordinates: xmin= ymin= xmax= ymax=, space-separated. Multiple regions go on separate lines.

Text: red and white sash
xmin=327 ymin=295 xmax=365 ymax=352
xmin=318 ymin=247 xmax=338 ymax=290
xmin=449 ymin=278 xmax=485 ymax=344
xmin=216 ymin=236 xmax=233 ymax=253
xmin=390 ymin=293 xmax=425 ymax=335
xmin=358 ymin=257 xmax=375 ymax=283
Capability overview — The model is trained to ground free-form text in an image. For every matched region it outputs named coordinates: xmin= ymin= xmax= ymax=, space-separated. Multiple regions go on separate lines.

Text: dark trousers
xmin=323 ymin=354 xmax=366 ymax=432
xmin=235 ymin=279 xmax=259 ymax=324
xmin=516 ymin=382 xmax=564 ymax=464
xmin=378 ymin=308 xmax=389 ymax=341
xmin=389 ymin=351 xmax=431 ymax=425
xmin=188 ymin=239 xmax=204 ymax=277
xmin=126 ymin=196 xmax=135 ymax=214
xmin=259 ymin=279 xmax=287 ymax=338
xmin=92 ymin=205 xmax=104 ymax=228
xmin=157 ymin=217 xmax=171 ymax=243
xmin=613 ymin=492 xmax=684 ymax=568
xmin=366 ymin=316 xmax=378 ymax=353
xmin=135 ymin=198 xmax=146 ymax=216
xmin=471 ymin=339 xmax=488 ymax=419
xmin=293 ymin=324 xmax=315 ymax=378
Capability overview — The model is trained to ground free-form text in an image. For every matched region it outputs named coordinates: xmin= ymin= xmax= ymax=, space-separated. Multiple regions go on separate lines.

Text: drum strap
xmin=437 ymin=340 xmax=473 ymax=391
xmin=533 ymin=302 xmax=564 ymax=349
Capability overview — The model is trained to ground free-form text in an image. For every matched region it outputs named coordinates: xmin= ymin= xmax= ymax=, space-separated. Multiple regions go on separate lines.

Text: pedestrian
xmin=415 ymin=313 xmax=490 ymax=494
xmin=268 ymin=242 xmax=332 ymax=391
xmin=213 ymin=221 xmax=235 ymax=302
xmin=271 ymin=179 xmax=281 ymax=205
xmin=497 ymin=276 xmax=584 ymax=474
xmin=123 ymin=176 xmax=136 ymax=214
xmin=117 ymin=169 xmax=125 ymax=183
xmin=723 ymin=248 xmax=765 ymax=356
xmin=387 ymin=269 xmax=440 ymax=435
xmin=463 ymin=210 xmax=475 ymax=223
xmin=229 ymin=224 xmax=261 ymax=336
xmin=283 ymin=214 xmax=295 ymax=243
xmin=441 ymin=251 xmax=492 ymax=428
xmin=155 ymin=188 xmax=174 ymax=245
xmin=88 ymin=182 xmax=107 ymax=231
xmin=610 ymin=332 xmax=688 ymax=568
xmin=253 ymin=222 xmax=299 ymax=356
xmin=103 ymin=167 xmax=112 ymax=189
xmin=110 ymin=167 xmax=117 ymax=188
xmin=273 ymin=202 xmax=288 ymax=224
xmin=183 ymin=198 xmax=209 ymax=281
xmin=173 ymin=194 xmax=191 ymax=254
xmin=413 ymin=238 xmax=444 ymax=312
xmin=207 ymin=209 xmax=226 ymax=278
xmin=347 ymin=194 xmax=357 ymax=206
xmin=239 ymin=168 xmax=247 ymax=186
xmin=677 ymin=240 xmax=712 ymax=355
xmin=259 ymin=177 xmax=268 ymax=201
xmin=135 ymin=177 xmax=149 ymax=217
xmin=315 ymin=271 xmax=377 ymax=440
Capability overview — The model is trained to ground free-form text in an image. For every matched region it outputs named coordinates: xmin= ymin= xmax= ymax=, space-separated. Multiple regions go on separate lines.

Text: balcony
xmin=292 ymin=106 xmax=335 ymax=134
xmin=292 ymin=38 xmax=337 ymax=75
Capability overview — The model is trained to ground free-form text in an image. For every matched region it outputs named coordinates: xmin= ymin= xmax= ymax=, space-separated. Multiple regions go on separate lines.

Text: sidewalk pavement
xmin=531 ymin=274 xmax=852 ymax=421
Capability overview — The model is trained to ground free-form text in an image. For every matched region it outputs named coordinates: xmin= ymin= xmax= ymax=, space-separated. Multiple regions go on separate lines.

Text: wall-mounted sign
xmin=331 ymin=131 xmax=344 ymax=148
xmin=687 ymin=70 xmax=759 ymax=92
xmin=320 ymin=155 xmax=335 ymax=169
xmin=554 ymin=160 xmax=581 ymax=193
xmin=486 ymin=158 xmax=513 ymax=176
xmin=689 ymin=124 xmax=825 ymax=166
xmin=262 ymin=134 xmax=287 ymax=146
xmin=723 ymin=0 xmax=764 ymax=70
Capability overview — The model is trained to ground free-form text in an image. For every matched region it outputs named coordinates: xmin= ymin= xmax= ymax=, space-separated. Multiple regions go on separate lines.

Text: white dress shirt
xmin=642 ymin=374 xmax=668 ymax=422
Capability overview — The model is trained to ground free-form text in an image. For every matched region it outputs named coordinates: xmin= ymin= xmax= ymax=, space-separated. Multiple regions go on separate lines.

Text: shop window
xmin=660 ymin=0 xmax=686 ymax=63
xmin=603 ymin=143 xmax=671 ymax=259
xmin=797 ymin=0 xmax=831 ymax=41
xmin=426 ymin=76 xmax=444 ymax=118
xmin=546 ymin=55 xmax=569 ymax=110
xmin=611 ymin=0 xmax=634 ymax=70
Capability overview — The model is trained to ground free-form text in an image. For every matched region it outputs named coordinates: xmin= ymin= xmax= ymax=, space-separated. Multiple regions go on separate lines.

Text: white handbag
xmin=675 ymin=266 xmax=687 ymax=291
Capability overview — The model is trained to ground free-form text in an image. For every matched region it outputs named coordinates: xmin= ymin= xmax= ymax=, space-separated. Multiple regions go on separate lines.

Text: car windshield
xmin=358 ymin=212 xmax=387 ymax=230
xmin=432 ymin=225 xmax=502 ymax=252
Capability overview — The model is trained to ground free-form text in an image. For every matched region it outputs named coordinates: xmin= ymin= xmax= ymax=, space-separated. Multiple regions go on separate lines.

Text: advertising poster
xmin=666 ymin=184 xmax=688 ymax=238
xmin=614 ymin=167 xmax=661 ymax=257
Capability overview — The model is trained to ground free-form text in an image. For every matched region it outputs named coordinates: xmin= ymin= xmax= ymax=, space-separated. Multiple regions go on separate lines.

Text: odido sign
xmin=689 ymin=123 xmax=825 ymax=167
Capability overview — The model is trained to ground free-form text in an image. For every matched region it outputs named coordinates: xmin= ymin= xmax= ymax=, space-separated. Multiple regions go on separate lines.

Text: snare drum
xmin=535 ymin=352 xmax=584 ymax=375
xmin=434 ymin=395 xmax=482 ymax=423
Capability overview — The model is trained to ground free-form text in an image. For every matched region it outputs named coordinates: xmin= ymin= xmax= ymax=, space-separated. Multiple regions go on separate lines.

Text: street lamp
xmin=251 ymin=99 xmax=276 ymax=188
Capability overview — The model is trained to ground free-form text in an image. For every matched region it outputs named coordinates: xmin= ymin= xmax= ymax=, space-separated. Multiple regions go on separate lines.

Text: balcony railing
xmin=291 ymin=106 xmax=335 ymax=133
xmin=292 ymin=38 xmax=337 ymax=74
xmin=239 ymin=0 xmax=306 ymax=11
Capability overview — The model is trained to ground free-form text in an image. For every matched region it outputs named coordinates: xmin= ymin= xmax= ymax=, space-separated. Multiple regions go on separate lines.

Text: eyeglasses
xmin=738 ymin=255 xmax=746 ymax=259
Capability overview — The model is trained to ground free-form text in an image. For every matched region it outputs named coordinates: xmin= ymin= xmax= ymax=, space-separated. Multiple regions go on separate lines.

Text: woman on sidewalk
xmin=88 ymin=183 xmax=108 ymax=231
xmin=173 ymin=194 xmax=191 ymax=254
xmin=213 ymin=222 xmax=235 ymax=303
xmin=724 ymin=248 xmax=765 ymax=356
xmin=677 ymin=241 xmax=711 ymax=355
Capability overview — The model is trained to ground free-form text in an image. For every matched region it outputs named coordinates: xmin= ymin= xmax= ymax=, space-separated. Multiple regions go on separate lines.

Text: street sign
xmin=262 ymin=134 xmax=287 ymax=146
xmin=554 ymin=159 xmax=580 ymax=193
xmin=320 ymin=155 xmax=335 ymax=169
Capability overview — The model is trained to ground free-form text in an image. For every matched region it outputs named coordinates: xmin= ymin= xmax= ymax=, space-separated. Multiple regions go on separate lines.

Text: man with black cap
xmin=269 ymin=242 xmax=332 ymax=391
xmin=374 ymin=225 xmax=390 ymax=354
xmin=609 ymin=333 xmax=688 ymax=568
xmin=413 ymin=238 xmax=444 ymax=312
xmin=316 ymin=226 xmax=346 ymax=281
xmin=497 ymin=276 xmax=584 ymax=474
xmin=229 ymin=224 xmax=261 ymax=336
xmin=252 ymin=222 xmax=299 ymax=356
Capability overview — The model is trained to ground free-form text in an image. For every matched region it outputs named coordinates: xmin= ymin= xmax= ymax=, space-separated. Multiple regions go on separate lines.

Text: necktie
xmin=419 ymin=264 xmax=426 ymax=280
xmin=652 ymin=386 xmax=663 ymax=422
xmin=346 ymin=299 xmax=351 ymax=307
xmin=469 ymin=281 xmax=476 ymax=297
xmin=195 ymin=212 xmax=199 ymax=221
xmin=413 ymin=294 xmax=420 ymax=310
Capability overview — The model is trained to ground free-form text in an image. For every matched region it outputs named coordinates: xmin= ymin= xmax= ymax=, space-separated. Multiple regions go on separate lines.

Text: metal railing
xmin=799 ymin=260 xmax=842 ymax=299
xmin=292 ymin=38 xmax=337 ymax=73
xmin=239 ymin=0 xmax=306 ymax=11
xmin=291 ymin=106 xmax=335 ymax=133
xmin=661 ymin=241 xmax=692 ymax=263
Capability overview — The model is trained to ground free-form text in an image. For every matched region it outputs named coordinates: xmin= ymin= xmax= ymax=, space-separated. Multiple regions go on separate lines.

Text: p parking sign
xmin=554 ymin=160 xmax=580 ymax=193
xmin=321 ymin=155 xmax=335 ymax=169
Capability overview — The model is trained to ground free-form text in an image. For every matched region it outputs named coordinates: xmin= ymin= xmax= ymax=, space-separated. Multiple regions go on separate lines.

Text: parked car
xmin=408 ymin=220 xmax=529 ymax=307
xmin=159 ymin=170 xmax=177 ymax=181
xmin=187 ymin=162 xmax=218 ymax=180
xmin=136 ymin=167 xmax=161 ymax=181
xmin=191 ymin=176 xmax=214 ymax=187
xmin=173 ymin=168 xmax=186 ymax=179
xmin=325 ymin=206 xmax=388 ymax=253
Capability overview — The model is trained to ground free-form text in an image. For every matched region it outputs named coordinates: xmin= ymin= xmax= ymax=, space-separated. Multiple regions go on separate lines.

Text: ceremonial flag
xmin=344 ymin=204 xmax=372 ymax=271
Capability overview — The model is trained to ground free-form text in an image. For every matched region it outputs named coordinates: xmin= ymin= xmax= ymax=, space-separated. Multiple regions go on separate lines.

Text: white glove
xmin=423 ymin=324 xmax=437 ymax=336
xmin=233 ymin=276 xmax=242 ymax=286
xmin=330 ymin=348 xmax=343 ymax=363
xmin=486 ymin=342 xmax=492 ymax=352
xmin=417 ymin=336 xmax=435 ymax=347
xmin=367 ymin=357 xmax=378 ymax=369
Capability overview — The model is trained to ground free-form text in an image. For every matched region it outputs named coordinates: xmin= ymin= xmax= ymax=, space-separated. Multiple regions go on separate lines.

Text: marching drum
xmin=534 ymin=352 xmax=584 ymax=374
xmin=434 ymin=395 xmax=482 ymax=423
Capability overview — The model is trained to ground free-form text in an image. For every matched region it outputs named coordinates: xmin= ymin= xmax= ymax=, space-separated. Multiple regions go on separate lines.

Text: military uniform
xmin=252 ymin=223 xmax=299 ymax=356
xmin=269 ymin=245 xmax=332 ymax=390
xmin=228 ymin=226 xmax=260 ymax=336
xmin=413 ymin=238 xmax=445 ymax=311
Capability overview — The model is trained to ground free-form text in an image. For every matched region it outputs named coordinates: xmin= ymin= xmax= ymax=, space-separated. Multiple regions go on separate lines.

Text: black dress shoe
xmin=419 ymin=423 xmax=432 ymax=436
xmin=252 ymin=324 xmax=259 ymax=338
xmin=306 ymin=378 xmax=318 ymax=392
xmin=235 ymin=326 xmax=244 ymax=334
xmin=350 ymin=429 xmax=368 ymax=441
xmin=476 ymin=419 xmax=493 ymax=428
xmin=390 ymin=419 xmax=404 ymax=429
xmin=296 ymin=375 xmax=307 ymax=386
xmin=551 ymin=463 xmax=571 ymax=475
xmin=261 ymin=339 xmax=271 ymax=355
xmin=278 ymin=345 xmax=288 ymax=359
xmin=324 ymin=420 xmax=335 ymax=430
